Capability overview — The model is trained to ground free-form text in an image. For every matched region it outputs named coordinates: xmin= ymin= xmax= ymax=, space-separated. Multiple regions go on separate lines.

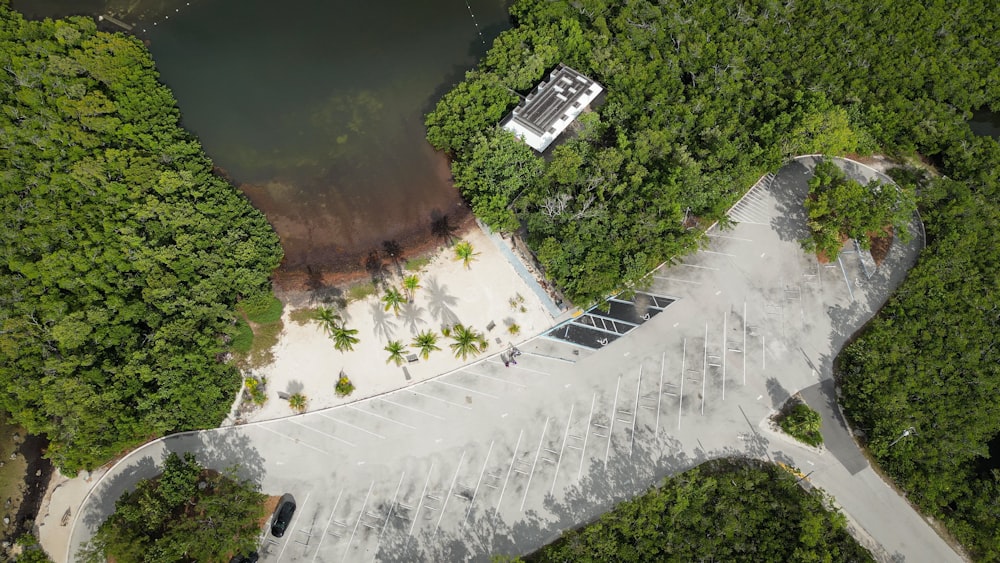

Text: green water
xmin=13 ymin=0 xmax=511 ymax=283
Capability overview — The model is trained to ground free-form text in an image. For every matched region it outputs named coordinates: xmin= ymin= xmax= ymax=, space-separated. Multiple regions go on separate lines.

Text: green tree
xmin=288 ymin=393 xmax=307 ymax=413
xmin=313 ymin=306 xmax=343 ymax=336
xmin=453 ymin=241 xmax=479 ymax=269
xmin=330 ymin=324 xmax=360 ymax=352
xmin=381 ymin=286 xmax=405 ymax=316
xmin=803 ymin=160 xmax=916 ymax=261
xmin=78 ymin=453 xmax=265 ymax=563
xmin=402 ymin=274 xmax=421 ymax=302
xmin=412 ymin=330 xmax=441 ymax=360
xmin=449 ymin=324 xmax=485 ymax=360
xmin=778 ymin=403 xmax=824 ymax=447
xmin=384 ymin=340 xmax=407 ymax=366
xmin=0 ymin=6 xmax=282 ymax=472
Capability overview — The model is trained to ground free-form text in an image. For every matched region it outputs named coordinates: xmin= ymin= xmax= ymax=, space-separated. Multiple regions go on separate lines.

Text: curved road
xmin=67 ymin=157 xmax=962 ymax=562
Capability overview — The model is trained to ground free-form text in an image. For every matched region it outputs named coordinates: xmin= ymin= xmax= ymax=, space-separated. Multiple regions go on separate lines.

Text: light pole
xmin=889 ymin=426 xmax=917 ymax=447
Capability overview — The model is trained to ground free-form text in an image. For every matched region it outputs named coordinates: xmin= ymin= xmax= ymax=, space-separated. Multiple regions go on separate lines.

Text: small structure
xmin=501 ymin=64 xmax=603 ymax=152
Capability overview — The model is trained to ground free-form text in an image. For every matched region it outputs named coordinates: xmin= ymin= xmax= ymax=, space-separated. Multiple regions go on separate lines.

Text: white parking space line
xmin=743 ymin=301 xmax=747 ymax=385
xmin=679 ymin=263 xmax=719 ymax=270
xmin=462 ymin=369 xmax=528 ymax=388
xmin=708 ymin=233 xmax=754 ymax=242
xmin=578 ymin=394 xmax=596 ymax=481
xmin=630 ymin=366 xmax=641 ymax=456
xmin=408 ymin=389 xmax=474 ymax=410
xmin=410 ymin=464 xmax=435 ymax=536
xmin=347 ymin=405 xmax=417 ymax=430
xmin=496 ymin=429 xmax=523 ymax=517
xmin=521 ymin=417 xmax=550 ymax=511
xmin=678 ymin=339 xmax=686 ymax=431
xmin=702 ymin=323 xmax=708 ymax=415
xmin=379 ymin=472 xmax=405 ymax=541
xmin=259 ymin=425 xmax=330 ymax=456
xmin=318 ymin=413 xmax=386 ymax=440
xmin=277 ymin=492 xmax=310 ymax=563
xmin=551 ymin=404 xmax=574 ymax=494
xmin=699 ymin=250 xmax=737 ymax=257
xmin=380 ymin=398 xmax=447 ymax=420
xmin=432 ymin=379 xmax=499 ymax=399
xmin=722 ymin=312 xmax=727 ymax=401
xmin=342 ymin=482 xmax=374 ymax=563
xmin=505 ymin=362 xmax=550 ymax=376
xmin=837 ymin=255 xmax=855 ymax=301
xmin=655 ymin=353 xmax=664 ymax=435
xmin=311 ymin=489 xmax=343 ymax=563
xmin=465 ymin=440 xmax=495 ymax=523
xmin=605 ymin=375 xmax=621 ymax=467
xmin=654 ymin=275 xmax=701 ymax=285
xmin=437 ymin=450 xmax=467 ymax=529
xmin=289 ymin=419 xmax=357 ymax=448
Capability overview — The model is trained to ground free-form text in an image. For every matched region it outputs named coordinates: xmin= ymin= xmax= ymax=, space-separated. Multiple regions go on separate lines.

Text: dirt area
xmin=868 ymin=227 xmax=894 ymax=266
xmin=1 ymin=414 xmax=53 ymax=558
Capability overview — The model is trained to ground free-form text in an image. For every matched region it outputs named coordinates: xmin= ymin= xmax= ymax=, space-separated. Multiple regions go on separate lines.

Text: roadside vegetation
xmin=526 ymin=458 xmax=871 ymax=562
xmin=777 ymin=402 xmax=824 ymax=448
xmin=426 ymin=0 xmax=998 ymax=305
xmin=78 ymin=453 xmax=266 ymax=563
xmin=0 ymin=6 xmax=283 ymax=473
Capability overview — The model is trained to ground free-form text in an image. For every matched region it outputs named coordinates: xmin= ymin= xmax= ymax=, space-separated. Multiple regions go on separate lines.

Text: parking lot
xmin=70 ymin=157 xmax=955 ymax=563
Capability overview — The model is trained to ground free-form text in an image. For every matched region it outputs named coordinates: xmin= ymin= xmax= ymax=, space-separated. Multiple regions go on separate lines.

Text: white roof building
xmin=501 ymin=64 xmax=603 ymax=152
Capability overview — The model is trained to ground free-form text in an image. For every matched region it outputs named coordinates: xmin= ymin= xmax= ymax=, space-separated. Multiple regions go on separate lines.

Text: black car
xmin=229 ymin=553 xmax=258 ymax=563
xmin=271 ymin=499 xmax=296 ymax=537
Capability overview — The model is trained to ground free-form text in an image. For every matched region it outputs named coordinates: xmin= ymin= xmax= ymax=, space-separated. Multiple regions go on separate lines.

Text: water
xmin=11 ymin=0 xmax=511 ymax=287
xmin=970 ymin=109 xmax=1000 ymax=139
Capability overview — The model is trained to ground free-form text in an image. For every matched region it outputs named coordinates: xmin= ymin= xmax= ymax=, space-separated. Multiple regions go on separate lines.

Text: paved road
xmin=67 ymin=157 xmax=962 ymax=562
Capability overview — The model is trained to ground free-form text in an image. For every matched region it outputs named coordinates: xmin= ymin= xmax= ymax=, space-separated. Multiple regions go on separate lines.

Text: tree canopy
xmin=0 ymin=5 xmax=283 ymax=472
xmin=78 ymin=453 xmax=266 ymax=563
xmin=529 ymin=458 xmax=872 ymax=562
xmin=426 ymin=0 xmax=1000 ymax=303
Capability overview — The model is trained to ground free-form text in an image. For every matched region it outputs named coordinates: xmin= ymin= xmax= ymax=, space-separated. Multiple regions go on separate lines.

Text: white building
xmin=501 ymin=64 xmax=603 ymax=152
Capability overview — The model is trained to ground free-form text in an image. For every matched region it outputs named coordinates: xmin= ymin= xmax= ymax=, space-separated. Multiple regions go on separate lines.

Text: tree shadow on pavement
xmin=425 ymin=276 xmax=460 ymax=328
xmin=769 ymin=158 xmax=813 ymax=244
xmin=370 ymin=300 xmax=398 ymax=341
xmin=400 ymin=301 xmax=427 ymax=334
xmin=80 ymin=455 xmax=158 ymax=530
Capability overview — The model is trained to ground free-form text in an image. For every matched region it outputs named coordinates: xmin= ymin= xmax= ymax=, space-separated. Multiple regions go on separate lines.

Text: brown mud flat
xmin=0 ymin=416 xmax=53 ymax=557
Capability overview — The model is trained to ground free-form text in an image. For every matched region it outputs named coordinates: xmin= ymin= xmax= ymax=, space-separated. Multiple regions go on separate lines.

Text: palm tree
xmin=453 ymin=241 xmax=479 ymax=269
xmin=449 ymin=324 xmax=484 ymax=360
xmin=381 ymin=286 xmax=405 ymax=316
xmin=412 ymin=330 xmax=440 ymax=360
xmin=288 ymin=393 xmax=307 ymax=413
xmin=331 ymin=324 xmax=360 ymax=352
xmin=402 ymin=274 xmax=421 ymax=302
xmin=384 ymin=340 xmax=407 ymax=366
xmin=314 ymin=306 xmax=342 ymax=336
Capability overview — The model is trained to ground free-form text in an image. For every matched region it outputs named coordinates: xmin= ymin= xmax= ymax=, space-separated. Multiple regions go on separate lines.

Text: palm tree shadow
xmin=424 ymin=276 xmax=460 ymax=327
xmin=430 ymin=211 xmax=458 ymax=246
xmin=370 ymin=300 xmax=398 ymax=341
xmin=383 ymin=240 xmax=404 ymax=279
xmin=400 ymin=301 xmax=427 ymax=334
xmin=365 ymin=250 xmax=389 ymax=289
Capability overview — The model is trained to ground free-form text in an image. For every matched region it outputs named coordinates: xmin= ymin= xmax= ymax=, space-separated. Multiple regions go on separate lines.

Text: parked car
xmin=271 ymin=499 xmax=296 ymax=537
xmin=229 ymin=553 xmax=258 ymax=563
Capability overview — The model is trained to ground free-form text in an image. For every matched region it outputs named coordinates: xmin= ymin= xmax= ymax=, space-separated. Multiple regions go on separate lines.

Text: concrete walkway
xmin=60 ymin=157 xmax=961 ymax=563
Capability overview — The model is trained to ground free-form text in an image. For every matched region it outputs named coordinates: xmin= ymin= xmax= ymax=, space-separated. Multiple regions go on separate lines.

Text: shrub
xmin=335 ymin=375 xmax=355 ymax=397
xmin=778 ymin=403 xmax=824 ymax=447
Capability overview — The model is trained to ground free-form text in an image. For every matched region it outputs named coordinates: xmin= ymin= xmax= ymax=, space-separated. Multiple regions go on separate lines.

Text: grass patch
xmin=346 ymin=281 xmax=376 ymax=302
xmin=231 ymin=320 xmax=254 ymax=354
xmin=288 ymin=307 xmax=319 ymax=326
xmin=404 ymin=255 xmax=432 ymax=272
xmin=777 ymin=402 xmax=824 ymax=447
xmin=239 ymin=293 xmax=284 ymax=324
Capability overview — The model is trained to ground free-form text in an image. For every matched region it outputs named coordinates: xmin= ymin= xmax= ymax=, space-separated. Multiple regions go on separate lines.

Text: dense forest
xmin=528 ymin=458 xmax=872 ymax=562
xmin=0 ymin=4 xmax=283 ymax=472
xmin=78 ymin=453 xmax=265 ymax=562
xmin=427 ymin=0 xmax=999 ymax=304
xmin=428 ymin=0 xmax=1000 ymax=558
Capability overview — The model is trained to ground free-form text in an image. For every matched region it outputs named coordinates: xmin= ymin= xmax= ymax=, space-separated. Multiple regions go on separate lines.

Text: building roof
xmin=501 ymin=64 xmax=603 ymax=152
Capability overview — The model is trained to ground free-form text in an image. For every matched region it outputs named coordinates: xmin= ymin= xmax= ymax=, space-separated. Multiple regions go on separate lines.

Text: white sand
xmin=238 ymin=224 xmax=557 ymax=422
